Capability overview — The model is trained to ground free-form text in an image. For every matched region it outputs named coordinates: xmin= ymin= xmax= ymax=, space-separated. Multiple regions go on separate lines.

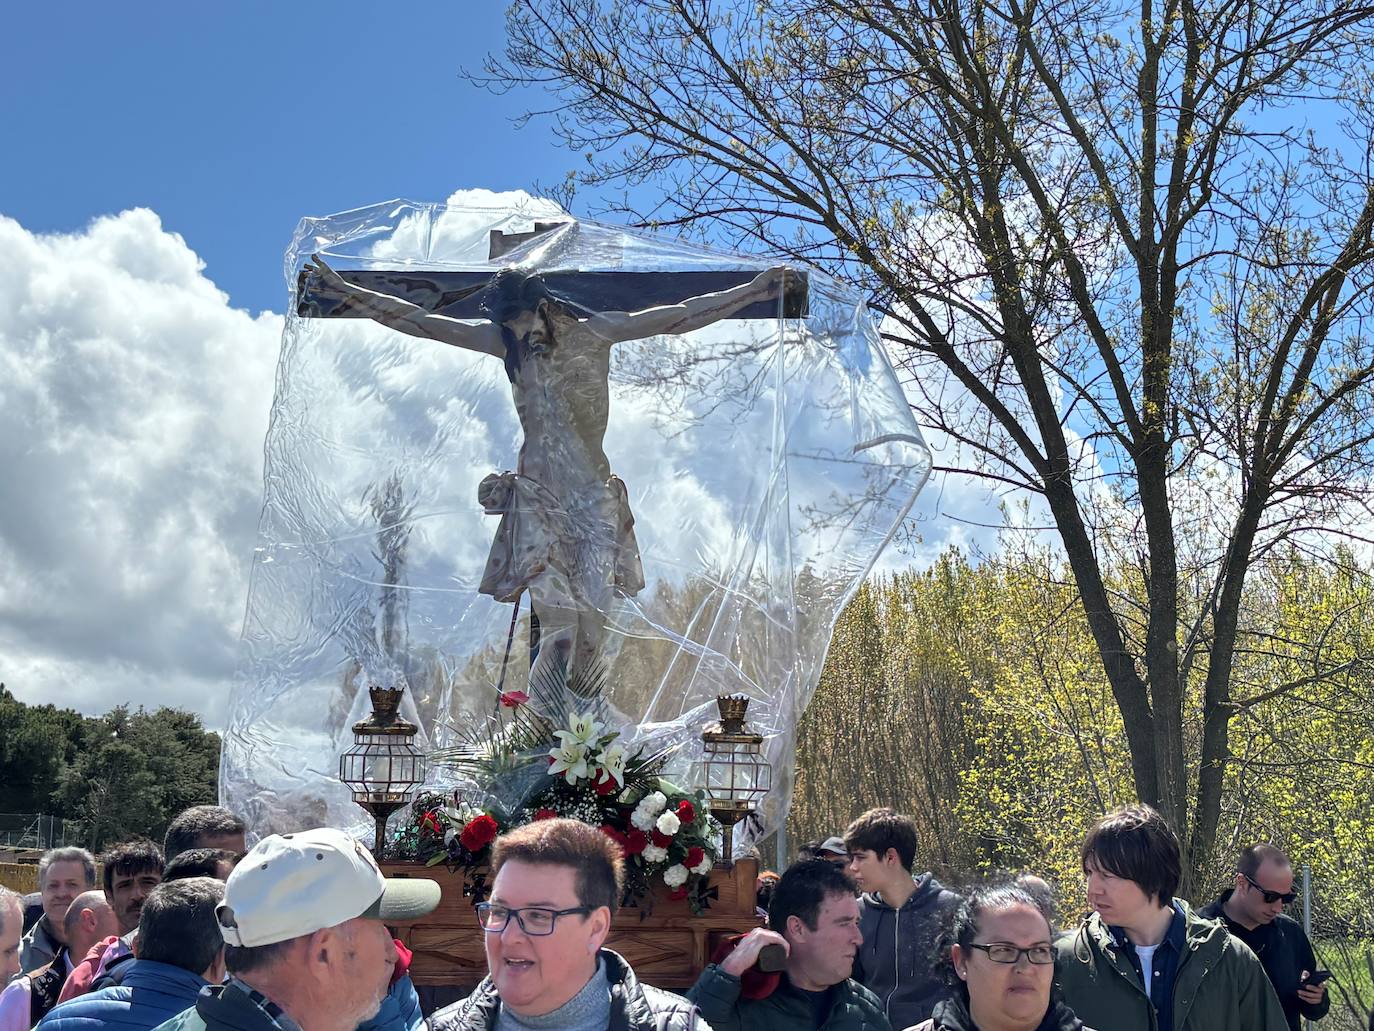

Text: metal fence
xmin=0 ymin=812 xmax=86 ymax=850
xmin=1300 ymin=865 xmax=1374 ymax=1031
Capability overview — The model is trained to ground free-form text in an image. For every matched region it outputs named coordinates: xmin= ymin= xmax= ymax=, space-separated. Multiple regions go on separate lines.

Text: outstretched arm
xmin=303 ymin=256 xmax=504 ymax=358
xmin=583 ymin=267 xmax=790 ymax=343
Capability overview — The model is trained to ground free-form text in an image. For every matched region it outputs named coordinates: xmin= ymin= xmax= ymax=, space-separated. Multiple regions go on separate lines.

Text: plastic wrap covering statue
xmin=224 ymin=196 xmax=930 ymax=845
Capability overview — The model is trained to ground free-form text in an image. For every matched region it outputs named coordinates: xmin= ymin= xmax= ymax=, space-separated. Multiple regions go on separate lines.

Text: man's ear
xmin=587 ymin=907 xmax=611 ymax=953
xmin=882 ymin=848 xmax=901 ymax=869
xmin=786 ymin=913 xmax=808 ymax=942
xmin=309 ymin=926 xmax=340 ymax=968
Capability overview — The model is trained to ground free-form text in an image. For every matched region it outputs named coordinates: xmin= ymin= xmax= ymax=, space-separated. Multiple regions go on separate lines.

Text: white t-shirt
xmin=1136 ymin=942 xmax=1160 ymax=997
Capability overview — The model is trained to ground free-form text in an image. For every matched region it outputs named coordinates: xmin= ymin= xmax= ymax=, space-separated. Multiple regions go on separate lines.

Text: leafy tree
xmin=0 ymin=690 xmax=220 ymax=851
xmin=791 ymin=548 xmax=1372 ymax=1021
xmin=483 ymin=0 xmax=1374 ymax=884
xmin=0 ymin=684 xmax=86 ymax=816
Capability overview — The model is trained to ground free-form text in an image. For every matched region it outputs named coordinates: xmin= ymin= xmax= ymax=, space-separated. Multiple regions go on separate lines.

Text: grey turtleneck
xmin=494 ymin=956 xmax=612 ymax=1031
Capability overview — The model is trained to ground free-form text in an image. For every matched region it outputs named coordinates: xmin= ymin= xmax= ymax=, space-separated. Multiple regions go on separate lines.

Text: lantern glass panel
xmin=703 ymin=739 xmax=771 ymax=803
xmin=339 ymin=734 xmax=425 ymax=800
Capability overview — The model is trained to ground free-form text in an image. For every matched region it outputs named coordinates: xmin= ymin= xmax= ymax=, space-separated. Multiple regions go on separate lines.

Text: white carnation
xmin=655 ymin=810 xmax=681 ymax=836
xmin=630 ymin=808 xmax=656 ymax=832
xmin=642 ymin=791 xmax=667 ymax=815
xmin=663 ymin=863 xmax=690 ymax=888
xmin=691 ymin=855 xmax=713 ymax=876
xmin=642 ymin=844 xmax=668 ymax=863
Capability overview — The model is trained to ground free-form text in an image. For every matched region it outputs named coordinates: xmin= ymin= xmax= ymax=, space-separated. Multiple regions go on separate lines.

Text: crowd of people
xmin=0 ymin=801 xmax=1360 ymax=1031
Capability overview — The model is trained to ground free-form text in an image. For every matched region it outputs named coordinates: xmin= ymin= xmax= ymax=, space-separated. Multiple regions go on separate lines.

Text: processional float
xmin=223 ymin=196 xmax=929 ymax=988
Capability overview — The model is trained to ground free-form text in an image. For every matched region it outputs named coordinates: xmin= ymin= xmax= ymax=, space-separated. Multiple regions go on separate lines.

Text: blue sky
xmin=1 ymin=1 xmax=586 ymax=315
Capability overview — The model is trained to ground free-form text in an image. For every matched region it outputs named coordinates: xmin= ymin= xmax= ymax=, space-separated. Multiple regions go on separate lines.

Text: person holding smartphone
xmin=1199 ymin=844 xmax=1330 ymax=1031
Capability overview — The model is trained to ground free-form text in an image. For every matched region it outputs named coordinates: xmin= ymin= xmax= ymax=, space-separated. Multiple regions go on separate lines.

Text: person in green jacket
xmin=688 ymin=859 xmax=891 ymax=1031
xmin=1053 ymin=804 xmax=1288 ymax=1031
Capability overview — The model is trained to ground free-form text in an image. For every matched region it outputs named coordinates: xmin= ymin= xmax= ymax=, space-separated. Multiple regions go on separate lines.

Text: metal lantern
xmin=702 ymin=694 xmax=772 ymax=866
xmin=339 ymin=685 xmax=426 ymax=854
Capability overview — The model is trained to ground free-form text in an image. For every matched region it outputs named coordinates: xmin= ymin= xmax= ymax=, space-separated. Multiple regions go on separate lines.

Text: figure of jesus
xmin=304 ymin=256 xmax=787 ymax=710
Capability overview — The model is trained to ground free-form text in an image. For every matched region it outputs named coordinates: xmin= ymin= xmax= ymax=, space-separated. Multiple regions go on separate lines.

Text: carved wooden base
xmin=381 ymin=858 xmax=762 ymax=991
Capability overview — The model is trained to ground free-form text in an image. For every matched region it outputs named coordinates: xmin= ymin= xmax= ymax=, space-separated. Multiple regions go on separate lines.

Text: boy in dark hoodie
xmin=844 ymin=808 xmax=962 ymax=1029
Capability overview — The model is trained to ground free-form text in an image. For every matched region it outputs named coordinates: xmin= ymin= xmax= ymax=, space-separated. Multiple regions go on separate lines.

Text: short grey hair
xmin=0 ymin=886 xmax=20 ymax=934
xmin=39 ymin=847 xmax=97 ymax=888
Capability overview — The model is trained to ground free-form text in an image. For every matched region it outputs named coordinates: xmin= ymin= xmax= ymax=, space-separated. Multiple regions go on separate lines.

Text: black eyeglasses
xmin=967 ymin=943 xmax=1056 ymax=965
xmin=475 ymin=902 xmax=593 ymax=936
xmin=1243 ymin=874 xmax=1297 ymax=905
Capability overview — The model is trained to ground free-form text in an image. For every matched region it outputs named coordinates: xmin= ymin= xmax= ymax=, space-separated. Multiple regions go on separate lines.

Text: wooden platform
xmin=382 ymin=858 xmax=762 ymax=992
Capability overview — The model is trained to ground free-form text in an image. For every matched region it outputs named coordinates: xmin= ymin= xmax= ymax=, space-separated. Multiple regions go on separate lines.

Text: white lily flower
xmin=547 ymin=741 xmax=590 ymax=784
xmin=595 ymin=744 xmax=628 ymax=787
xmin=554 ymin=711 xmax=605 ymax=750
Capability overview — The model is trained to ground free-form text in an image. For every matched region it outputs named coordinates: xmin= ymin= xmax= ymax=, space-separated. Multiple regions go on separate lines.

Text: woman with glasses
xmin=904 ymin=883 xmax=1092 ymax=1031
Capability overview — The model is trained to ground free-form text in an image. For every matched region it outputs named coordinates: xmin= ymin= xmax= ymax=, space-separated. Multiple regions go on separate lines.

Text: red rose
xmin=623 ymin=829 xmax=649 ymax=856
xmin=686 ymin=846 xmax=705 ymax=869
xmin=600 ymin=824 xmax=628 ymax=851
xmin=677 ymin=799 xmax=696 ymax=824
xmin=533 ymin=807 xmax=558 ymax=821
xmin=594 ymin=770 xmax=620 ymax=796
xmin=499 ymin=690 xmax=529 ymax=708
xmin=652 ymin=830 xmax=674 ymax=848
xmin=459 ymin=814 xmax=499 ymax=852
xmin=668 ymin=886 xmax=689 ymax=901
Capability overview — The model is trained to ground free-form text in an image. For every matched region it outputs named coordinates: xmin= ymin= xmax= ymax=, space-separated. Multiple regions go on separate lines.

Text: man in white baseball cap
xmin=150 ymin=828 xmax=440 ymax=1031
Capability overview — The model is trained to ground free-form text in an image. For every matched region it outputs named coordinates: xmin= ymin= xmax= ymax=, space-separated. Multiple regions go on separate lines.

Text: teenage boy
xmin=842 ymin=808 xmax=961 ymax=1028
xmin=1054 ymin=804 xmax=1288 ymax=1031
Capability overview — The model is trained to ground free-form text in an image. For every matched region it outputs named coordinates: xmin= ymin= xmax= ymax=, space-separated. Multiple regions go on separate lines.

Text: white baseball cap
xmin=217 ymin=827 xmax=441 ymax=947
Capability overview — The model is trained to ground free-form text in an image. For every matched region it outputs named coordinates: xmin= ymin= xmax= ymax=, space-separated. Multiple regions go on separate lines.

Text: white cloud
xmin=0 ymin=209 xmax=280 ymax=726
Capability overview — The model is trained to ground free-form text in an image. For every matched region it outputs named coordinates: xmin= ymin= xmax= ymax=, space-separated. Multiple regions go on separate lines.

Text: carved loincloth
xmin=477 ymin=471 xmax=645 ymax=608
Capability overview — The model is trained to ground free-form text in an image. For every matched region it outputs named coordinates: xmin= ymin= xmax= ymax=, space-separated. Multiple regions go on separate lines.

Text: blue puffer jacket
xmin=37 ymin=960 xmax=208 ymax=1031
xmin=358 ymin=976 xmax=423 ymax=1031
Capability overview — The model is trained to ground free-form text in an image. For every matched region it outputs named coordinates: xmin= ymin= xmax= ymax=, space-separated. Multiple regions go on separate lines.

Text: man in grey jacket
xmin=843 ymin=808 xmax=961 ymax=1029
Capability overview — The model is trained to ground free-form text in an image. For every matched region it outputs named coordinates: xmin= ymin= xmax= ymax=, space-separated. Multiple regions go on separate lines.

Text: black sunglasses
xmin=1243 ymin=874 xmax=1297 ymax=905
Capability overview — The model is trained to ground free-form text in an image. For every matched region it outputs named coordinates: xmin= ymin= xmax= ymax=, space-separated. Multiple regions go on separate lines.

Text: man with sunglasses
xmin=1199 ymin=844 xmax=1330 ymax=1031
xmin=1053 ymin=805 xmax=1287 ymax=1031
xmin=430 ymin=818 xmax=707 ymax=1031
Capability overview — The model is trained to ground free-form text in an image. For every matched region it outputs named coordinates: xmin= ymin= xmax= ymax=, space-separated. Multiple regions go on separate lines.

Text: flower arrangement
xmin=393 ymin=678 xmax=721 ymax=914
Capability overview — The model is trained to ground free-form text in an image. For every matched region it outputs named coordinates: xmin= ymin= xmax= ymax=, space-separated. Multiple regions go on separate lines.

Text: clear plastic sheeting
xmin=224 ymin=197 xmax=930 ymax=845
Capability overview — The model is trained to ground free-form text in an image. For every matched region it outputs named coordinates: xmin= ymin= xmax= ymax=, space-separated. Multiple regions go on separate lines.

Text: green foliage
xmin=792 ymin=546 xmax=1374 ymax=1009
xmin=0 ymin=686 xmax=220 ymax=851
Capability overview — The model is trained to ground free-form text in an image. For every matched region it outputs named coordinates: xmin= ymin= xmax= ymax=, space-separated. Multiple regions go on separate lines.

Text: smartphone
xmin=1303 ymin=970 xmax=1333 ymax=986
xmin=757 ymin=942 xmax=788 ymax=972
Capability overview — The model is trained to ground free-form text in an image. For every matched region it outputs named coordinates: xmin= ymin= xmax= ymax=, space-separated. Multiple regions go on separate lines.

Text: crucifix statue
xmin=298 ymin=227 xmax=804 ymax=716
